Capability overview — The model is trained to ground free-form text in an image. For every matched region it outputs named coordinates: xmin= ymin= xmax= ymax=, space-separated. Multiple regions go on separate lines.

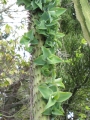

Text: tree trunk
xmin=29 ymin=37 xmax=49 ymax=120
xmin=73 ymin=0 xmax=90 ymax=45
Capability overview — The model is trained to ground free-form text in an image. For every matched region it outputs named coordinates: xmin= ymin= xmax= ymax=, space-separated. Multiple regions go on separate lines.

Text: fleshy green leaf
xmin=46 ymin=21 xmax=57 ymax=27
xmin=45 ymin=40 xmax=54 ymax=47
xmin=34 ymin=55 xmax=45 ymax=65
xmin=38 ymin=84 xmax=53 ymax=99
xmin=47 ymin=54 xmax=63 ymax=64
xmin=31 ymin=38 xmax=38 ymax=45
xmin=17 ymin=0 xmax=26 ymax=6
xmin=37 ymin=20 xmax=47 ymax=30
xmin=42 ymin=46 xmax=52 ymax=60
xmin=58 ymin=92 xmax=72 ymax=102
xmin=37 ymin=30 xmax=47 ymax=36
xmin=20 ymin=30 xmax=34 ymax=46
xmin=48 ymin=30 xmax=55 ymax=35
xmin=42 ymin=108 xmax=51 ymax=115
xmin=52 ymin=106 xmax=64 ymax=115
xmin=17 ymin=0 xmax=31 ymax=10
xmin=20 ymin=37 xmax=30 ymax=46
xmin=26 ymin=30 xmax=34 ymax=41
xmin=49 ymin=11 xmax=56 ymax=17
xmin=56 ymin=33 xmax=65 ymax=38
xmin=50 ymin=7 xmax=66 ymax=17
xmin=55 ymin=8 xmax=66 ymax=16
xmin=54 ymin=78 xmax=65 ymax=88
xmin=48 ymin=11 xmax=53 ymax=23
xmin=25 ymin=46 xmax=33 ymax=53
xmin=49 ymin=85 xmax=57 ymax=92
xmin=41 ymin=65 xmax=52 ymax=76
xmin=35 ymin=0 xmax=42 ymax=10
xmin=40 ymin=12 xmax=49 ymax=21
xmin=45 ymin=95 xmax=56 ymax=109
xmin=57 ymin=40 xmax=62 ymax=47
xmin=31 ymin=1 xmax=38 ymax=10
xmin=51 ymin=92 xmax=60 ymax=101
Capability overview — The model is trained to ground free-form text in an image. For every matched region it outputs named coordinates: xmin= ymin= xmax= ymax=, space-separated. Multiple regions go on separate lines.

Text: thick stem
xmin=73 ymin=0 xmax=90 ymax=45
xmin=30 ymin=37 xmax=50 ymax=120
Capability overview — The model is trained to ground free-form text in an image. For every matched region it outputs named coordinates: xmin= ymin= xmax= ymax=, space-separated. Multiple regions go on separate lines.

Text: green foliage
xmin=0 ymin=39 xmax=30 ymax=120
xmin=38 ymin=81 xmax=71 ymax=116
xmin=20 ymin=30 xmax=38 ymax=52
xmin=61 ymin=0 xmax=81 ymax=34
xmin=56 ymin=2 xmax=90 ymax=118
xmin=1 ymin=0 xmax=7 ymax=4
xmin=17 ymin=0 xmax=72 ymax=119
xmin=38 ymin=84 xmax=53 ymax=99
xmin=0 ymin=40 xmax=18 ymax=87
xmin=57 ymin=32 xmax=90 ymax=119
xmin=5 ymin=24 xmax=12 ymax=34
xmin=34 ymin=47 xmax=63 ymax=65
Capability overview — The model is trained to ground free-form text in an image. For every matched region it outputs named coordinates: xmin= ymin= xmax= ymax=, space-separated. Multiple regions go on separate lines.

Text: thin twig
xmin=2 ymin=114 xmax=14 ymax=118
xmin=0 ymin=2 xmax=16 ymax=13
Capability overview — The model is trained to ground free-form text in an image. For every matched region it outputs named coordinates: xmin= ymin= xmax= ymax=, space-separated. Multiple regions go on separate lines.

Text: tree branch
xmin=0 ymin=2 xmax=16 ymax=13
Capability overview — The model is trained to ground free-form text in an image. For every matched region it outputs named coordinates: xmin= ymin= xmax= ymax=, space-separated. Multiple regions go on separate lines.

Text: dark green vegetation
xmin=0 ymin=40 xmax=30 ymax=120
xmin=57 ymin=0 xmax=90 ymax=119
